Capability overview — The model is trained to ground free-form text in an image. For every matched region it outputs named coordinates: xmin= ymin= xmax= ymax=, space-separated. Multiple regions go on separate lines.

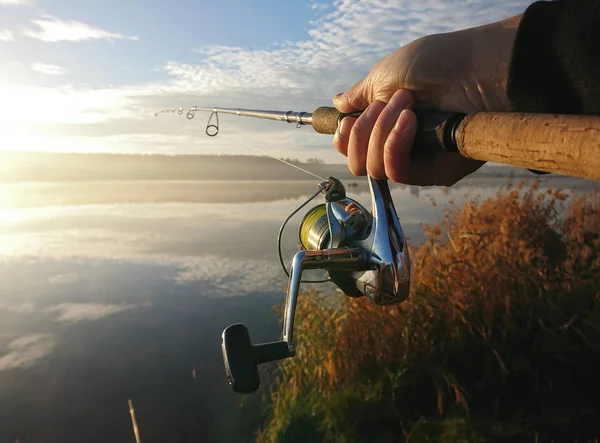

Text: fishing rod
xmin=156 ymin=105 xmax=600 ymax=181
xmin=156 ymin=103 xmax=599 ymax=394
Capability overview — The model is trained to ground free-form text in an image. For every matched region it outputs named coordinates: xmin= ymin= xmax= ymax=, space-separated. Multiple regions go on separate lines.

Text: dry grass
xmin=257 ymin=181 xmax=600 ymax=443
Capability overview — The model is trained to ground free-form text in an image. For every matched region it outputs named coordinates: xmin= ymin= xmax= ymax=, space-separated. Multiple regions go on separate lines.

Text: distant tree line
xmin=0 ymin=151 xmax=353 ymax=182
xmin=0 ymin=151 xmax=532 ymax=182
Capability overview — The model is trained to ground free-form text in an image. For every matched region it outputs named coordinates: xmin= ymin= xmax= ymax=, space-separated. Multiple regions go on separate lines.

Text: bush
xmin=257 ymin=182 xmax=600 ymax=443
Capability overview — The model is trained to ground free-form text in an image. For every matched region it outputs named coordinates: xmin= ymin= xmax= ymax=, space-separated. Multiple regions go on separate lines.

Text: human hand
xmin=333 ymin=15 xmax=522 ymax=186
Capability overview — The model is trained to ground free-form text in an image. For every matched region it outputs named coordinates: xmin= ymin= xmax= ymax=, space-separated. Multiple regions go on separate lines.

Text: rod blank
xmin=157 ymin=104 xmax=600 ymax=182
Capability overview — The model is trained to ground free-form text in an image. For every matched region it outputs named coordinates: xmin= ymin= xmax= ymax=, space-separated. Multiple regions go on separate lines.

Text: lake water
xmin=1 ymin=176 xmax=598 ymax=443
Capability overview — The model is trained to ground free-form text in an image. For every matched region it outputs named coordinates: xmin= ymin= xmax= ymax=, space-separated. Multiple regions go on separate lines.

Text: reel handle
xmin=222 ymin=247 xmax=369 ymax=394
xmin=221 ymin=324 xmax=293 ymax=394
xmin=311 ymin=106 xmax=465 ymax=156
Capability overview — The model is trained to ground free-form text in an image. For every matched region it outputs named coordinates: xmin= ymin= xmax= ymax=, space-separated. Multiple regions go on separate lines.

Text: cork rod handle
xmin=311 ymin=106 xmax=600 ymax=181
xmin=456 ymin=112 xmax=600 ymax=181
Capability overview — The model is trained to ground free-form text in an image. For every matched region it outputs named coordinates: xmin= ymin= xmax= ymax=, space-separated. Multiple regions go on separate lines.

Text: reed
xmin=257 ymin=181 xmax=600 ymax=443
xmin=128 ymin=399 xmax=142 ymax=443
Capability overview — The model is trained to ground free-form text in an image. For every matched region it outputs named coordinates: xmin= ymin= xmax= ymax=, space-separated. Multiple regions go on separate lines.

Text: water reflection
xmin=0 ymin=334 xmax=56 ymax=371
xmin=0 ymin=176 xmax=598 ymax=442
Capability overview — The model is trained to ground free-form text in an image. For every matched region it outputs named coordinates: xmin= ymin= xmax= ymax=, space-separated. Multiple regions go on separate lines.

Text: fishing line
xmin=166 ymin=106 xmax=324 ymax=179
xmin=252 ymin=148 xmax=327 ymax=182
xmin=158 ymin=105 xmax=334 ymax=283
xmin=276 ymin=185 xmax=331 ymax=284
xmin=249 ymin=147 xmax=331 ymax=283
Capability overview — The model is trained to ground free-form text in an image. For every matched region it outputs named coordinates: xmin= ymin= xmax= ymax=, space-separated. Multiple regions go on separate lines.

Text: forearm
xmin=472 ymin=14 xmax=523 ymax=112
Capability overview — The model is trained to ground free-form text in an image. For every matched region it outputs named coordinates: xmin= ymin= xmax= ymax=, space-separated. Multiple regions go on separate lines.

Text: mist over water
xmin=0 ymin=176 xmax=598 ymax=442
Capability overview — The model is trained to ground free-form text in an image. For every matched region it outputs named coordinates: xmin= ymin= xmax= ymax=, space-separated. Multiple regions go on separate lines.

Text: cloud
xmin=48 ymin=273 xmax=79 ymax=285
xmin=31 ymin=62 xmax=67 ymax=76
xmin=22 ymin=14 xmax=139 ymax=42
xmin=0 ymin=0 xmax=32 ymax=5
xmin=162 ymin=0 xmax=531 ymax=101
xmin=1 ymin=302 xmax=36 ymax=314
xmin=48 ymin=303 xmax=138 ymax=324
xmin=0 ymin=83 xmax=141 ymax=124
xmin=0 ymin=334 xmax=56 ymax=371
xmin=4 ymin=0 xmax=532 ymax=159
xmin=136 ymin=0 xmax=532 ymax=158
xmin=0 ymin=30 xmax=14 ymax=41
xmin=309 ymin=1 xmax=329 ymax=13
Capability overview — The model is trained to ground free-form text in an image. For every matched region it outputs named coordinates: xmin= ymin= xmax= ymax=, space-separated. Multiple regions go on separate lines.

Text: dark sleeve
xmin=506 ymin=0 xmax=600 ymax=175
xmin=507 ymin=0 xmax=600 ymax=115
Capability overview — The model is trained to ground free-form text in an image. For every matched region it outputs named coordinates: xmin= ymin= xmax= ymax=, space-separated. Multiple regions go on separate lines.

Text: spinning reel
xmin=221 ymin=176 xmax=411 ymax=394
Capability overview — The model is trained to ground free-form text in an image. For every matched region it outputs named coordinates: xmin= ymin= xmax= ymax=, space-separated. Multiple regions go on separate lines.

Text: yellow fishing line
xmin=300 ymin=204 xmax=327 ymax=249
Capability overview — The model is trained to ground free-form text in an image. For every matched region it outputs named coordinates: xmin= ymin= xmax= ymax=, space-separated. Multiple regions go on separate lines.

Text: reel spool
xmin=222 ymin=176 xmax=411 ymax=394
xmin=299 ymin=204 xmax=329 ymax=250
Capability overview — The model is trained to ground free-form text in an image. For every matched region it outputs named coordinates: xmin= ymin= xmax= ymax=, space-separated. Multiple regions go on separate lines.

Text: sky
xmin=0 ymin=0 xmax=533 ymax=163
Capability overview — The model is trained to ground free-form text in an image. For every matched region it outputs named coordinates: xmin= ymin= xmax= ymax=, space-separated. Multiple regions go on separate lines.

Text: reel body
xmin=222 ymin=176 xmax=410 ymax=393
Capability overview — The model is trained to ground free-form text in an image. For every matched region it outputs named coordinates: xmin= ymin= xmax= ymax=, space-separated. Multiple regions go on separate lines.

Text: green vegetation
xmin=257 ymin=182 xmax=600 ymax=442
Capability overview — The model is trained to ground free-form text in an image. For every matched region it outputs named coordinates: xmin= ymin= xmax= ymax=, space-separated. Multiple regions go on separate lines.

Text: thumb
xmin=333 ymin=78 xmax=370 ymax=113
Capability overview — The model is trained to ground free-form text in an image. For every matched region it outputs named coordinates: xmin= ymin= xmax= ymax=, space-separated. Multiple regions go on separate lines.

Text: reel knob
xmin=221 ymin=323 xmax=293 ymax=394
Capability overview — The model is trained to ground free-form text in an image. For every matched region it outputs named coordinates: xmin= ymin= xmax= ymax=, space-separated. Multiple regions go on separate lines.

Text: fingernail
xmin=394 ymin=110 xmax=413 ymax=134
xmin=338 ymin=117 xmax=353 ymax=136
xmin=394 ymin=116 xmax=404 ymax=133
xmin=334 ymin=92 xmax=344 ymax=98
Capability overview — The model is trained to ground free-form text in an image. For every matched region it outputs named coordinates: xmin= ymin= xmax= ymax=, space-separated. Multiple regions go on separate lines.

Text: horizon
xmin=1 ymin=149 xmax=517 ymax=169
xmin=0 ymin=0 xmax=533 ymax=162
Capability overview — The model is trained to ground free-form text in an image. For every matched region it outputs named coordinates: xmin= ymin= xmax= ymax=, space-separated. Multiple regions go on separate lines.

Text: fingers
xmin=384 ymin=109 xmax=417 ymax=183
xmin=333 ymin=79 xmax=369 ymax=113
xmin=336 ymin=89 xmax=416 ymax=182
xmin=367 ymin=90 xmax=414 ymax=179
xmin=345 ymin=202 xmax=360 ymax=215
xmin=333 ymin=116 xmax=356 ymax=157
xmin=347 ymin=101 xmax=386 ymax=175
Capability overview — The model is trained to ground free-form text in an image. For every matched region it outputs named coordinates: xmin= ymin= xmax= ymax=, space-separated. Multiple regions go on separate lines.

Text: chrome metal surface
xmin=326 ymin=198 xmax=371 ymax=248
xmin=350 ymin=177 xmax=411 ymax=305
xmin=281 ymin=247 xmax=368 ymax=349
xmin=156 ymin=106 xmax=314 ymax=126
xmin=298 ymin=195 xmax=371 ymax=252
